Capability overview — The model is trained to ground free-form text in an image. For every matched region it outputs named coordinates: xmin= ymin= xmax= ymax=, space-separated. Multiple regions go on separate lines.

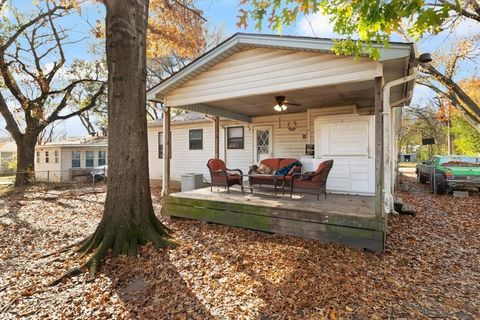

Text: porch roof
xmin=147 ymin=33 xmax=416 ymax=122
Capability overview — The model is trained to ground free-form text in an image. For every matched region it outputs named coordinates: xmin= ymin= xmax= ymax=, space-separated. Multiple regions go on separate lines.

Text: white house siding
xmin=165 ymin=48 xmax=381 ymax=107
xmin=148 ymin=122 xmax=220 ymax=184
xmin=35 ymin=147 xmax=62 ymax=182
xmin=222 ymin=120 xmax=252 ymax=175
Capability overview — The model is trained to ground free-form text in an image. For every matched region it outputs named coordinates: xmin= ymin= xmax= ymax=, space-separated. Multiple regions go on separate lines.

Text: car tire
xmin=417 ymin=172 xmax=427 ymax=184
xmin=431 ymin=173 xmax=446 ymax=195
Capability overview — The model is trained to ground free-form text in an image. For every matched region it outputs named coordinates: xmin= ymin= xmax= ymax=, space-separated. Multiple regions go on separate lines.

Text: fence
xmin=0 ymin=168 xmax=107 ymax=186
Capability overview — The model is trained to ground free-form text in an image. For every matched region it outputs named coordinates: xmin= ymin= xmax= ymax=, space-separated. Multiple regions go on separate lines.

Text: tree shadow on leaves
xmin=100 ymin=244 xmax=215 ymax=320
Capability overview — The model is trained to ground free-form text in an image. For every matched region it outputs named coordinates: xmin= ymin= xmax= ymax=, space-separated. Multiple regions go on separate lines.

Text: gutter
xmin=382 ymin=67 xmax=417 ymax=214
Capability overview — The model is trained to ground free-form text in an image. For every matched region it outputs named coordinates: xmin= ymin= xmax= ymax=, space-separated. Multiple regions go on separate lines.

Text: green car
xmin=416 ymin=155 xmax=480 ymax=194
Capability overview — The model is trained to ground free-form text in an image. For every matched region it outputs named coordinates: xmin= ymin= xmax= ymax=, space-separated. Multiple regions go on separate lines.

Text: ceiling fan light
xmin=274 ymin=104 xmax=283 ymax=112
xmin=282 ymin=105 xmax=288 ymax=111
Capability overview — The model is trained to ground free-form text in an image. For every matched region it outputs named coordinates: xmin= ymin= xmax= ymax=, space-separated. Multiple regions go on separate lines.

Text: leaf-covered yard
xmin=0 ymin=178 xmax=479 ymax=319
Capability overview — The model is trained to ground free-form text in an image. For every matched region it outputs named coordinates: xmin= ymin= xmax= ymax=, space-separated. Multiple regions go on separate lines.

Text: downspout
xmin=382 ymin=68 xmax=417 ymax=214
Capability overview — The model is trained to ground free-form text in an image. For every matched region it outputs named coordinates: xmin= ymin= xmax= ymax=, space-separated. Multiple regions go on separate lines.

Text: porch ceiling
xmin=177 ymin=80 xmax=376 ymax=117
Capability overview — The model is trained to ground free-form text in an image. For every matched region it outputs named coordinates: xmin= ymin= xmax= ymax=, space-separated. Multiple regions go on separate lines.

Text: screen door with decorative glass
xmin=254 ymin=126 xmax=273 ymax=163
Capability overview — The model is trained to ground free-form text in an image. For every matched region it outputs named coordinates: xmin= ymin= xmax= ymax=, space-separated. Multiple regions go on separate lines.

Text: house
xmin=0 ymin=141 xmax=16 ymax=174
xmin=35 ymin=136 xmax=108 ymax=182
xmin=146 ymin=33 xmax=419 ymax=252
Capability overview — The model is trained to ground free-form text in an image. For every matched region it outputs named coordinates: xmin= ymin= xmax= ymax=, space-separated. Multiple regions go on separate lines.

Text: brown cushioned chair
xmin=290 ymin=160 xmax=334 ymax=200
xmin=207 ymin=158 xmax=243 ymax=194
xmin=248 ymin=158 xmax=301 ymax=189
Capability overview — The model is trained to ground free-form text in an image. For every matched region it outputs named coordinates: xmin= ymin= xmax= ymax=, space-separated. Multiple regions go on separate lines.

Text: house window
xmin=86 ymin=151 xmax=94 ymax=167
xmin=45 ymin=151 xmax=49 ymax=163
xmin=36 ymin=151 xmax=40 ymax=164
xmin=54 ymin=151 xmax=59 ymax=163
xmin=227 ymin=126 xmax=244 ymax=149
xmin=72 ymin=151 xmax=80 ymax=168
xmin=98 ymin=151 xmax=106 ymax=166
xmin=158 ymin=132 xmax=163 ymax=159
xmin=189 ymin=129 xmax=203 ymax=150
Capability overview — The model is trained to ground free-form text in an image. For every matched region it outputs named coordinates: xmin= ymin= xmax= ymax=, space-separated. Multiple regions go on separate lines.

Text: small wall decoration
xmin=287 ymin=121 xmax=296 ymax=131
xmin=305 ymin=144 xmax=314 ymax=156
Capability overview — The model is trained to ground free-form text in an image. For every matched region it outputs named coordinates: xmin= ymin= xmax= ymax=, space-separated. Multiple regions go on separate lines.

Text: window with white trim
xmin=98 ymin=151 xmax=106 ymax=166
xmin=227 ymin=126 xmax=244 ymax=149
xmin=86 ymin=151 xmax=94 ymax=167
xmin=189 ymin=129 xmax=203 ymax=150
xmin=72 ymin=151 xmax=80 ymax=168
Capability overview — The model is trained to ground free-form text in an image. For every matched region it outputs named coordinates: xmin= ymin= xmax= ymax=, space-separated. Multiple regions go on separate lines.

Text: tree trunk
xmin=14 ymin=134 xmax=37 ymax=187
xmin=79 ymin=0 xmax=170 ymax=274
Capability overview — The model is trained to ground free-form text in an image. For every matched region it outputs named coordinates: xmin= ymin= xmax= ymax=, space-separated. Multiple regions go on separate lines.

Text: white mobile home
xmin=146 ymin=33 xmax=420 ymax=251
xmin=35 ymin=137 xmax=108 ymax=182
xmin=0 ymin=141 xmax=16 ymax=174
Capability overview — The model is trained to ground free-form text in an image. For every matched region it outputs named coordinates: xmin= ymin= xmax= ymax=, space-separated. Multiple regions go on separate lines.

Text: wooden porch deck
xmin=162 ymin=187 xmax=386 ymax=252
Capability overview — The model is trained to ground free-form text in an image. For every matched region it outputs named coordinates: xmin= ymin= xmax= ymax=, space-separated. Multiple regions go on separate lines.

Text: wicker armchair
xmin=290 ymin=160 xmax=334 ymax=200
xmin=207 ymin=158 xmax=244 ymax=194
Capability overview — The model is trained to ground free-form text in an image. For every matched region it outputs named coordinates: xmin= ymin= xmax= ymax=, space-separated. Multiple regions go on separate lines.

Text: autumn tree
xmin=0 ymin=2 xmax=106 ymax=186
xmin=238 ymin=0 xmax=480 ymax=129
xmin=418 ymin=35 xmax=480 ymax=132
xmin=69 ymin=0 xmax=206 ymax=276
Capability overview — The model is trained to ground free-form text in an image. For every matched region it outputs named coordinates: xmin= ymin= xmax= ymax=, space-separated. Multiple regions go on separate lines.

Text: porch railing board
xmin=164 ymin=195 xmax=384 ymax=231
xmin=162 ymin=196 xmax=386 ymax=252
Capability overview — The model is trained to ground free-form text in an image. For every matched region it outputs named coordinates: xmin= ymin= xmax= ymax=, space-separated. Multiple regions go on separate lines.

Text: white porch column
xmin=162 ymin=106 xmax=171 ymax=196
xmin=214 ymin=116 xmax=220 ymax=159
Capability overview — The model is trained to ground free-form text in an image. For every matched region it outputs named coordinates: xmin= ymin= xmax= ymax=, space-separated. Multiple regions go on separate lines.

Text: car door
xmin=421 ymin=158 xmax=434 ymax=177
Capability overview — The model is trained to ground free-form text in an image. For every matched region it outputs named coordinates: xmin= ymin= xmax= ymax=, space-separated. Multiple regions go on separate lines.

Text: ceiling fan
xmin=273 ymin=96 xmax=300 ymax=112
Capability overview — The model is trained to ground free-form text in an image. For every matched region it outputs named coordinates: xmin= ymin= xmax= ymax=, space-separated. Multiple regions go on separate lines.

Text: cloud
xmin=296 ymin=13 xmax=340 ymax=38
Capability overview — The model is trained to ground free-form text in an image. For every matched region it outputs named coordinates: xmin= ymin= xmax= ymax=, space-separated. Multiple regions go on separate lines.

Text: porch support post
xmin=214 ymin=116 xmax=220 ymax=158
xmin=162 ymin=105 xmax=171 ymax=196
xmin=374 ymin=76 xmax=384 ymax=219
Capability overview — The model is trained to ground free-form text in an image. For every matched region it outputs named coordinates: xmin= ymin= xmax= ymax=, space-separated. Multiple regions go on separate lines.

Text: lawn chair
xmin=290 ymin=160 xmax=334 ymax=200
xmin=207 ymin=158 xmax=244 ymax=194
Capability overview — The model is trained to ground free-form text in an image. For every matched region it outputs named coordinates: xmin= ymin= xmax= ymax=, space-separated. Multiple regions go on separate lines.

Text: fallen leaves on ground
xmin=0 ymin=178 xmax=479 ymax=319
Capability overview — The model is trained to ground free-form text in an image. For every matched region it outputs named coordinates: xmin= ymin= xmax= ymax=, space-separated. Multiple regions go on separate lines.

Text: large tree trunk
xmin=78 ymin=0 xmax=170 ymax=274
xmin=14 ymin=134 xmax=37 ymax=187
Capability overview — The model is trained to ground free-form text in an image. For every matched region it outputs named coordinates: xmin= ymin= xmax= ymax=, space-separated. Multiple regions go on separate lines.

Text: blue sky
xmin=1 ymin=0 xmax=478 ymax=138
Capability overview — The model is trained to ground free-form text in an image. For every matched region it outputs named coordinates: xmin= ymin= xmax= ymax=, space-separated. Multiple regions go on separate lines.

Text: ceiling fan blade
xmin=285 ymin=101 xmax=301 ymax=106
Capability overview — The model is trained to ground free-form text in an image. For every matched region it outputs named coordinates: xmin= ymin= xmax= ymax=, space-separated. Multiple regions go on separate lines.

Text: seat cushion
xmin=293 ymin=179 xmax=316 ymax=189
xmin=279 ymin=158 xmax=298 ymax=169
xmin=227 ymin=174 xmax=241 ymax=184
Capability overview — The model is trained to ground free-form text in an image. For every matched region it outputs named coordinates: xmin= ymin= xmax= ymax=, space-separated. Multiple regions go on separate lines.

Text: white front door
xmin=254 ymin=126 xmax=273 ymax=163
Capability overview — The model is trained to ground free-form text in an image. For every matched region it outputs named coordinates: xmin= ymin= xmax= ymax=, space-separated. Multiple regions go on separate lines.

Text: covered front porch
xmin=148 ymin=33 xmax=417 ymax=252
xmin=163 ymin=186 xmax=384 ymax=251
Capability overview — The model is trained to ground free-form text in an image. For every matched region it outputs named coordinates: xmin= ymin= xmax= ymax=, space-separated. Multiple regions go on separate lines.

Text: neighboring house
xmin=146 ymin=33 xmax=418 ymax=252
xmin=35 ymin=136 xmax=108 ymax=182
xmin=0 ymin=141 xmax=16 ymax=174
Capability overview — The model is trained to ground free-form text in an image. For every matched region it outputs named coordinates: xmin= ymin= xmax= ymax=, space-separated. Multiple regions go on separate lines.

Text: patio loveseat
xmin=248 ymin=158 xmax=302 ymax=191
